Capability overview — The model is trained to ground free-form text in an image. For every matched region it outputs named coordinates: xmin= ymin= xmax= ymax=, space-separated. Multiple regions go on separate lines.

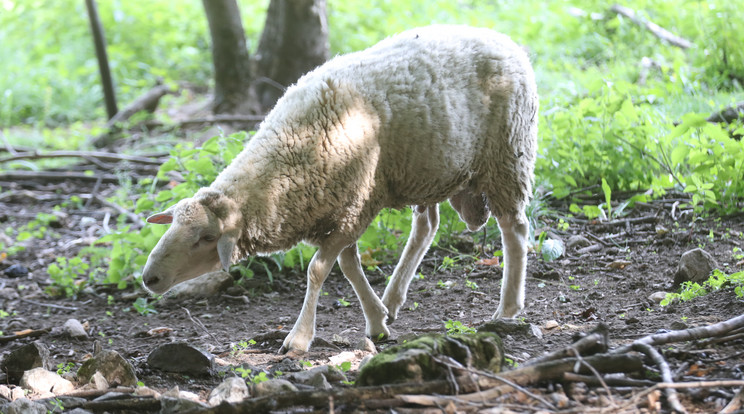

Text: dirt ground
xmin=1 ymin=170 xmax=743 ymax=412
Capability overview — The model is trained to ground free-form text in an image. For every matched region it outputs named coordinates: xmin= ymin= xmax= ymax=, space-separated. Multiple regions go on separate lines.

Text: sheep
xmin=141 ymin=24 xmax=538 ymax=352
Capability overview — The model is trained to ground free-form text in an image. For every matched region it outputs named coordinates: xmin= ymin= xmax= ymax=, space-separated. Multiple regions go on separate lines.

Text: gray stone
xmin=63 ymin=319 xmax=88 ymax=339
xmin=675 ymin=248 xmax=717 ymax=285
xmin=355 ymin=337 xmax=377 ymax=353
xmin=251 ymin=379 xmax=298 ymax=397
xmin=208 ymin=377 xmax=250 ymax=406
xmin=479 ymin=319 xmax=542 ymax=339
xmin=1 ymin=398 xmax=47 ymax=414
xmin=147 ymin=342 xmax=215 ymax=375
xmin=161 ymin=396 xmax=209 ymax=414
xmin=357 ymin=332 xmax=503 ymax=386
xmin=648 ymin=291 xmax=668 ymax=304
xmin=90 ymin=371 xmax=109 ymax=390
xmin=3 ymin=264 xmax=29 ymax=279
xmin=20 ymin=367 xmax=74 ymax=395
xmin=166 ymin=270 xmax=233 ymax=299
xmin=77 ymin=350 xmax=137 ymax=387
xmin=1 ymin=342 xmax=52 ymax=383
xmin=287 ymin=365 xmax=347 ymax=388
xmin=0 ymin=384 xmax=11 ymax=401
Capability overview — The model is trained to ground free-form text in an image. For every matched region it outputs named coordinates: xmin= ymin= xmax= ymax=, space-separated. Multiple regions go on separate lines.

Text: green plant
xmin=56 ymin=362 xmax=74 ymax=376
xmin=661 ymin=269 xmax=744 ymax=305
xmin=465 ymin=280 xmax=478 ymax=290
xmin=444 ymin=319 xmax=476 ymax=335
xmin=46 ymin=257 xmax=90 ymax=298
xmin=132 ymin=297 xmax=158 ymax=316
xmin=337 ymin=297 xmax=351 ymax=307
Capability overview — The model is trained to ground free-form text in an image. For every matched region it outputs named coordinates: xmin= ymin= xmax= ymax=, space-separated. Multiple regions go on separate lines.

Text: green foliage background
xmin=1 ymin=0 xmax=743 ymax=292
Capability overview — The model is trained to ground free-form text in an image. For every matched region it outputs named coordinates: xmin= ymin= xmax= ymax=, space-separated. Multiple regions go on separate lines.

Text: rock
xmin=161 ymin=395 xmax=208 ymax=413
xmin=251 ymin=379 xmax=298 ymax=397
xmin=544 ymin=320 xmax=560 ymax=330
xmin=675 ymin=248 xmax=717 ymax=285
xmin=147 ymin=342 xmax=215 ymax=375
xmin=286 ymin=365 xmax=347 ymax=390
xmin=63 ymin=319 xmax=88 ymax=338
xmin=566 ymin=235 xmax=592 ymax=250
xmin=19 ymin=367 xmax=74 ymax=395
xmin=1 ymin=398 xmax=47 ymax=414
xmin=355 ymin=337 xmax=377 ymax=353
xmin=3 ymin=264 xmax=29 ymax=279
xmin=648 ymin=291 xmax=668 ymax=304
xmin=166 ymin=270 xmax=233 ymax=299
xmin=90 ymin=371 xmax=109 ymax=390
xmin=208 ymin=377 xmax=250 ymax=406
xmin=0 ymin=288 xmax=19 ymax=300
xmin=328 ymin=351 xmax=358 ymax=367
xmin=2 ymin=342 xmax=52 ymax=383
xmin=0 ymin=384 xmax=11 ymax=401
xmin=356 ymin=332 xmax=503 ymax=386
xmin=77 ymin=350 xmax=137 ymax=387
xmin=479 ymin=319 xmax=542 ymax=339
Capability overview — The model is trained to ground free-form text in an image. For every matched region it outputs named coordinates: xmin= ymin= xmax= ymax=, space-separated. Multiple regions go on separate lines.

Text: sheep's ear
xmin=146 ymin=206 xmax=175 ymax=224
xmin=217 ymin=229 xmax=239 ymax=271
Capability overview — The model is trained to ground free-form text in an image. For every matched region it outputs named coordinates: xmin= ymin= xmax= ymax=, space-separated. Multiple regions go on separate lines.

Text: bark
xmin=202 ymin=0 xmax=257 ymax=115
xmin=85 ymin=0 xmax=118 ymax=119
xmin=254 ymin=0 xmax=329 ymax=111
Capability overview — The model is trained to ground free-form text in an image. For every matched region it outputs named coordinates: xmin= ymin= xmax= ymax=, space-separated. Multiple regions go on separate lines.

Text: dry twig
xmin=610 ymin=4 xmax=692 ymax=49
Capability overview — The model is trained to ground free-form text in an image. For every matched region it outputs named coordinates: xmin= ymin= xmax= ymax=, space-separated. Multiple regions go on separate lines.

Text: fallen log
xmin=610 ymin=4 xmax=692 ymax=49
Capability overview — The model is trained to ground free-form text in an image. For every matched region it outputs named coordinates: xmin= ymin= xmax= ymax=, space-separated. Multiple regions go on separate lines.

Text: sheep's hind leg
xmin=493 ymin=212 xmax=529 ymax=318
xmin=338 ymin=245 xmax=390 ymax=340
xmin=280 ymin=241 xmax=345 ymax=353
xmin=381 ymin=204 xmax=440 ymax=324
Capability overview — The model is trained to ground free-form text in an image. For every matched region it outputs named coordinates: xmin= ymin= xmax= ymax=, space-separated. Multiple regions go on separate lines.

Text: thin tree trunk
xmin=202 ymin=0 xmax=257 ymax=114
xmin=85 ymin=0 xmax=118 ymax=119
xmin=254 ymin=0 xmax=329 ymax=111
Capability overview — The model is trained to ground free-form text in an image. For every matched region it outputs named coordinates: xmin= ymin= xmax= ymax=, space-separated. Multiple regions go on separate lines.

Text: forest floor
xmin=0 ymin=155 xmax=743 ymax=413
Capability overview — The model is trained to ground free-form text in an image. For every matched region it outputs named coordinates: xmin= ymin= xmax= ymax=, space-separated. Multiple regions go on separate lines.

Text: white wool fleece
xmin=210 ymin=24 xmax=538 ymax=259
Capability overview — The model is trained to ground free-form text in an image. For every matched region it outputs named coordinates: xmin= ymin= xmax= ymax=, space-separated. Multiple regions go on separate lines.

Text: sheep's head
xmin=141 ymin=188 xmax=242 ymax=294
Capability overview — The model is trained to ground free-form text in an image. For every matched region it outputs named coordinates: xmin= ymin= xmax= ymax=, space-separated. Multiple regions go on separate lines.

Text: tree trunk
xmin=254 ymin=0 xmax=329 ymax=111
xmin=201 ymin=0 xmax=257 ymax=114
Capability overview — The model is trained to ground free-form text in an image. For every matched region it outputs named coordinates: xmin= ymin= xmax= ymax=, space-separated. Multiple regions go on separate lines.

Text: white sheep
xmin=142 ymin=25 xmax=538 ymax=352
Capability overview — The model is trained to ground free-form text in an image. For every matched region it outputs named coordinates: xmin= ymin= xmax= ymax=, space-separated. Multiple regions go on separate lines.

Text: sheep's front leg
xmin=493 ymin=213 xmax=529 ymax=318
xmin=338 ymin=246 xmax=390 ymax=340
xmin=382 ymin=205 xmax=440 ymax=323
xmin=280 ymin=243 xmax=343 ymax=353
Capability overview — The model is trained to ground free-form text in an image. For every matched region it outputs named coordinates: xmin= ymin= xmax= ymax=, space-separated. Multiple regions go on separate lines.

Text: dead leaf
xmin=475 ymin=257 xmax=500 ymax=266
xmin=12 ymin=329 xmax=33 ymax=336
xmin=606 ymin=260 xmax=632 ymax=270
xmin=147 ymin=327 xmax=174 ymax=337
xmin=360 ymin=248 xmax=381 ymax=267
xmin=687 ymin=363 xmax=714 ymax=377
xmin=0 ymin=252 xmax=6 ymax=263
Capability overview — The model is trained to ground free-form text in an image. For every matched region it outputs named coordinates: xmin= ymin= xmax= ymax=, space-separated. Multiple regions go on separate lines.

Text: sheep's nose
xmin=143 ymin=274 xmax=161 ymax=289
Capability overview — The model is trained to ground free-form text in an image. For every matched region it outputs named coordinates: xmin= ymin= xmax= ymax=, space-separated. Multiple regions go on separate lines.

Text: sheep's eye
xmin=201 ymin=235 xmax=217 ymax=242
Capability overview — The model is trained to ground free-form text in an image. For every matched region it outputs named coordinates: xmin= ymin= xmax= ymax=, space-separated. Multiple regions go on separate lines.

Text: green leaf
xmin=541 ymin=238 xmax=564 ymax=262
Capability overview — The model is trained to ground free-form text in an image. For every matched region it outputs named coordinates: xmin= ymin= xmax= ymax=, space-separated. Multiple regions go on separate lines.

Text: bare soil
xmin=1 ymin=172 xmax=743 ymax=412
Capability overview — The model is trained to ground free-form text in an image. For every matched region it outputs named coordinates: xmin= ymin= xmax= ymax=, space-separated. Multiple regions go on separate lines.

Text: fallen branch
xmin=0 ymin=150 xmax=164 ymax=165
xmin=615 ymin=313 xmax=744 ymax=353
xmin=20 ymin=298 xmax=78 ymax=311
xmin=610 ymin=4 xmax=692 ymax=49
xmin=0 ymin=170 xmax=125 ymax=184
xmin=721 ymin=386 xmax=744 ymax=414
xmin=524 ymin=324 xmax=608 ymax=366
xmin=186 ymin=380 xmax=455 ymax=413
xmin=0 ymin=327 xmax=51 ymax=344
xmin=632 ymin=342 xmax=687 ymax=413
